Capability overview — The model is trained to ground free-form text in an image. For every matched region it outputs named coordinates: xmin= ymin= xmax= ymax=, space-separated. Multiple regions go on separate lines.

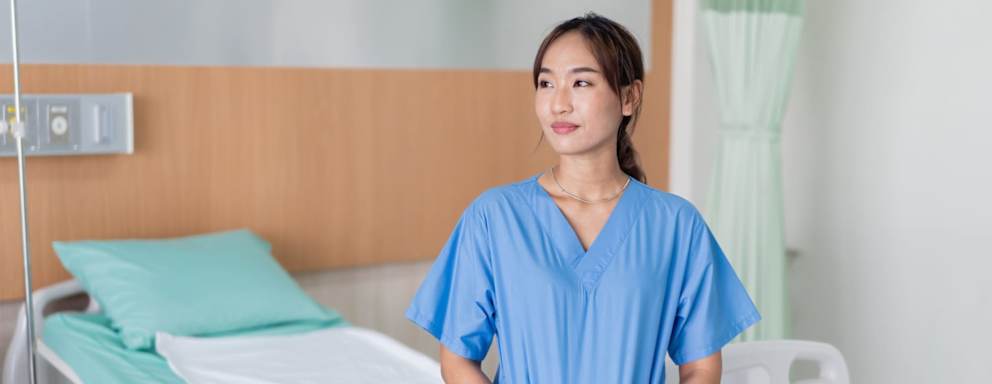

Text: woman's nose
xmin=552 ymin=87 xmax=573 ymax=114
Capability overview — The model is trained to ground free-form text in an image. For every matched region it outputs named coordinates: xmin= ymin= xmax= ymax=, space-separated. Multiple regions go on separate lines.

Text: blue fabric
xmin=406 ymin=173 xmax=760 ymax=382
xmin=53 ymin=229 xmax=342 ymax=350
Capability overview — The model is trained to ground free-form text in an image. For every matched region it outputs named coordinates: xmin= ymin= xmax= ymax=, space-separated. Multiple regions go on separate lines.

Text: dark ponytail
xmin=532 ymin=12 xmax=647 ymax=184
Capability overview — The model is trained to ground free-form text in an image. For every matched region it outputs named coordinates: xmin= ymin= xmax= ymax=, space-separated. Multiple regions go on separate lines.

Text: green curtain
xmin=700 ymin=0 xmax=804 ymax=341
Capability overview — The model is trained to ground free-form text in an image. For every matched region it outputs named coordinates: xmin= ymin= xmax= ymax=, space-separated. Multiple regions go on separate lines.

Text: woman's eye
xmin=538 ymin=80 xmax=553 ymax=88
xmin=574 ymin=80 xmax=591 ymax=87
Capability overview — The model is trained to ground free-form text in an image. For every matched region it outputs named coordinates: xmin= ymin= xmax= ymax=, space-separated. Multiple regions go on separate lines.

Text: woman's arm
xmin=678 ymin=351 xmax=723 ymax=384
xmin=440 ymin=344 xmax=492 ymax=384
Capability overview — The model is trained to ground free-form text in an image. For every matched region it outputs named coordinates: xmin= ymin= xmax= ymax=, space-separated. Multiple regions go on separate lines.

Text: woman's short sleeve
xmin=667 ymin=207 xmax=762 ymax=365
xmin=405 ymin=203 xmax=496 ymax=361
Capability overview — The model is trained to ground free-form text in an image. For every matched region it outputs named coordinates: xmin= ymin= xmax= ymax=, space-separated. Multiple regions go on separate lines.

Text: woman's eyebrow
xmin=539 ymin=66 xmax=601 ymax=75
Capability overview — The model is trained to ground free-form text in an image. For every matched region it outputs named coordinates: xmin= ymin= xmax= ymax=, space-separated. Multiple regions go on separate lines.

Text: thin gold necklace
xmin=548 ymin=166 xmax=630 ymax=204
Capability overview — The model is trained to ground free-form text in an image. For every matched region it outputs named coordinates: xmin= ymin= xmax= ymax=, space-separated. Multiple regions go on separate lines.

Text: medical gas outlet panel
xmin=0 ymin=93 xmax=133 ymax=156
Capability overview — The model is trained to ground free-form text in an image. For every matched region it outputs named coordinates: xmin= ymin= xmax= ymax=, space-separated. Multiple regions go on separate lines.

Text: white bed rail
xmin=722 ymin=340 xmax=850 ymax=384
xmin=3 ymin=279 xmax=94 ymax=384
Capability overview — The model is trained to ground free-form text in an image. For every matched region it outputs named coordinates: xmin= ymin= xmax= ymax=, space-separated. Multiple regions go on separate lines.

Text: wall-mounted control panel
xmin=0 ymin=93 xmax=133 ymax=156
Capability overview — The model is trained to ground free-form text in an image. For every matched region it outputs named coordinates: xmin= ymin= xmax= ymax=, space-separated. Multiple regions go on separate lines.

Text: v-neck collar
xmin=525 ymin=172 xmax=645 ymax=290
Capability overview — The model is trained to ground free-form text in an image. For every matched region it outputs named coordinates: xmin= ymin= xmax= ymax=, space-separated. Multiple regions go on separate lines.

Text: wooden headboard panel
xmin=0 ymin=1 xmax=671 ymax=300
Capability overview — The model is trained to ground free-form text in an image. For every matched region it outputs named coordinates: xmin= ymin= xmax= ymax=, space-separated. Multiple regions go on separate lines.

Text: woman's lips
xmin=551 ymin=122 xmax=579 ymax=134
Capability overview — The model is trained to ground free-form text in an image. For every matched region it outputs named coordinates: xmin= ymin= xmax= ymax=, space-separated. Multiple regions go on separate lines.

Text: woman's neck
xmin=552 ymin=154 xmax=628 ymax=200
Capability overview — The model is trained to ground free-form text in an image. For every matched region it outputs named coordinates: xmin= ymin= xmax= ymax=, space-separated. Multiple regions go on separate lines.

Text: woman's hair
xmin=532 ymin=12 xmax=647 ymax=184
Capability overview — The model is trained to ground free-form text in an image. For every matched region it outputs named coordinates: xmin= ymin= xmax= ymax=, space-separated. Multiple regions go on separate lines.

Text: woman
xmin=406 ymin=13 xmax=759 ymax=383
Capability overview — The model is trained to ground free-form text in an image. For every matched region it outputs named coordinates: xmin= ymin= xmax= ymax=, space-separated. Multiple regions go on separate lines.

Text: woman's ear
xmin=621 ymin=79 xmax=644 ymax=117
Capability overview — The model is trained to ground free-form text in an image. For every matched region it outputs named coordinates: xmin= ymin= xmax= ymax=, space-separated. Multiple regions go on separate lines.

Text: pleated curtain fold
xmin=700 ymin=0 xmax=805 ymax=341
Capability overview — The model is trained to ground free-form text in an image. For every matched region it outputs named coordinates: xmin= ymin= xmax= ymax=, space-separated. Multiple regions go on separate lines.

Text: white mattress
xmin=156 ymin=326 xmax=443 ymax=384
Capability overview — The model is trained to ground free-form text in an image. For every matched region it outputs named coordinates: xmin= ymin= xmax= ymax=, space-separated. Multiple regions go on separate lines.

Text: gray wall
xmin=0 ymin=0 xmax=652 ymax=70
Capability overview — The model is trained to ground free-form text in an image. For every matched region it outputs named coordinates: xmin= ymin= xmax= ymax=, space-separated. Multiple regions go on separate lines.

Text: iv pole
xmin=6 ymin=0 xmax=38 ymax=382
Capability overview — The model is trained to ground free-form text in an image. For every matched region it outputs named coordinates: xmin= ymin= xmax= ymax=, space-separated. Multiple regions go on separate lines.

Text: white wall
xmin=683 ymin=1 xmax=992 ymax=382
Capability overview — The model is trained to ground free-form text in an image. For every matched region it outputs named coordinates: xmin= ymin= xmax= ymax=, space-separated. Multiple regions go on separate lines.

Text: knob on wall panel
xmin=0 ymin=93 xmax=133 ymax=157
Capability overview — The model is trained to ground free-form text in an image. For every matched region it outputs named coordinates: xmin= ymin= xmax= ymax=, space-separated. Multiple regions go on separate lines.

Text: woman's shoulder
xmin=631 ymin=179 xmax=702 ymax=219
xmin=466 ymin=173 xmax=540 ymax=211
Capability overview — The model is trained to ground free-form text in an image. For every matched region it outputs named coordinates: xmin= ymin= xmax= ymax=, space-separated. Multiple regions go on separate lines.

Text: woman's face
xmin=535 ymin=31 xmax=635 ymax=156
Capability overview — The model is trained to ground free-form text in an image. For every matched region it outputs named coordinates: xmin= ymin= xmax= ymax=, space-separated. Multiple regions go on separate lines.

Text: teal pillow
xmin=53 ymin=229 xmax=339 ymax=350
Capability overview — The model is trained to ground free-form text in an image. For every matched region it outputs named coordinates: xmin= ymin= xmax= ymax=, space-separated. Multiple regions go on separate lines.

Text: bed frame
xmin=3 ymin=279 xmax=95 ymax=384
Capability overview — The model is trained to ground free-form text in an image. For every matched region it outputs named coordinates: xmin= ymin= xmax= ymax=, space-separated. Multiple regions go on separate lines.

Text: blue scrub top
xmin=406 ymin=173 xmax=760 ymax=383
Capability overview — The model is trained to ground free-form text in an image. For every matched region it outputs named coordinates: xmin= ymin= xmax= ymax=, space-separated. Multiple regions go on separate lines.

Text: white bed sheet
xmin=156 ymin=326 xmax=443 ymax=384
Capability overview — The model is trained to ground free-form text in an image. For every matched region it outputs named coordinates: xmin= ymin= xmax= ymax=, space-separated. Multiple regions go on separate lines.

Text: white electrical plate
xmin=0 ymin=93 xmax=133 ymax=156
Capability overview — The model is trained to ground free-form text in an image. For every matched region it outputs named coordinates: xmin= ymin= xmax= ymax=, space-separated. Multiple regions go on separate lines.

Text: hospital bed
xmin=4 ymin=282 xmax=850 ymax=384
xmin=3 ymin=279 xmax=443 ymax=384
xmin=3 ymin=222 xmax=846 ymax=384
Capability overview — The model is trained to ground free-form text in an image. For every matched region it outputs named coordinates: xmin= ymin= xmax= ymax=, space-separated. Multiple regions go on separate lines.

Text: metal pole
xmin=9 ymin=0 xmax=37 ymax=382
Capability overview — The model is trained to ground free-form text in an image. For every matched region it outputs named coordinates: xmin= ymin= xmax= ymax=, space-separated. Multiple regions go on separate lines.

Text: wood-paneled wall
xmin=0 ymin=1 xmax=671 ymax=300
